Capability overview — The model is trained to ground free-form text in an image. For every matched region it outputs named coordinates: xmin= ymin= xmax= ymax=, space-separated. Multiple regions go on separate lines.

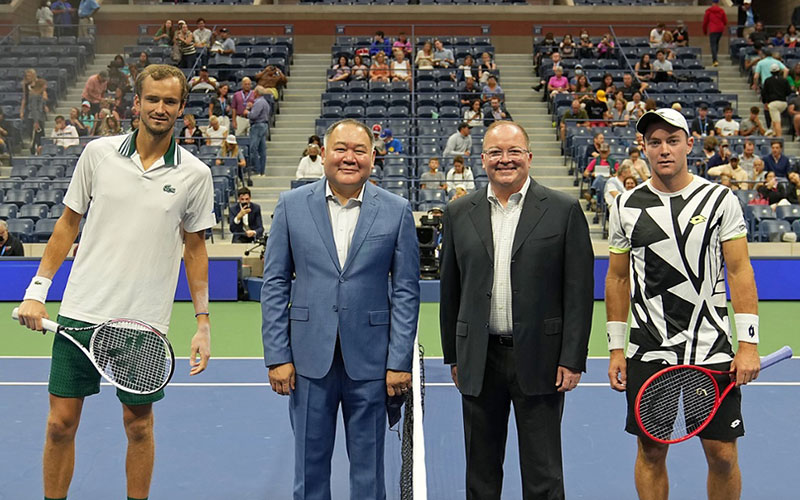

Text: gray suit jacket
xmin=439 ymin=178 xmax=594 ymax=397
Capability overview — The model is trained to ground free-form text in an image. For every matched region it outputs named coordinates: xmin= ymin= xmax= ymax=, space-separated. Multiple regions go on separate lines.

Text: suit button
xmin=485 ymin=323 xmax=489 ymax=329
xmin=486 ymin=292 xmax=492 ymax=298
xmin=513 ymin=290 xmax=518 ymax=294
xmin=333 ymin=305 xmax=338 ymax=312
xmin=339 ymin=277 xmax=345 ymax=283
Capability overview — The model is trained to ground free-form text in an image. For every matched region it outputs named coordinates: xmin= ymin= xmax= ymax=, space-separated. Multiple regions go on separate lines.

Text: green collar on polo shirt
xmin=117 ymin=129 xmax=180 ymax=166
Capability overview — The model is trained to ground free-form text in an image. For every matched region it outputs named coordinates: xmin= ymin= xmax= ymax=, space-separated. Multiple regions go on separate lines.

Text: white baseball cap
xmin=636 ymin=108 xmax=690 ymax=137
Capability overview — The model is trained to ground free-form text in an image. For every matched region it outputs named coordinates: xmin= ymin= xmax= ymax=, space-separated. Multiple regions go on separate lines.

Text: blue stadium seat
xmin=32 ymin=189 xmax=64 ymax=207
xmin=366 ymin=106 xmax=387 ymax=118
xmin=33 ymin=218 xmax=59 ymax=242
xmin=0 ymin=204 xmax=18 ymax=220
xmin=776 ymin=204 xmax=800 ymax=224
xmin=3 ymin=189 xmax=34 ymax=207
xmin=383 ymin=165 xmax=409 ymax=178
xmin=793 ymin=220 xmax=800 ymax=240
xmin=49 ymin=204 xmax=66 ymax=219
xmin=343 ymin=106 xmax=365 ymax=118
xmin=417 ymin=200 xmax=447 ymax=211
xmin=10 ymin=165 xmax=38 ymax=179
xmin=388 ymin=106 xmax=409 ymax=118
xmin=758 ymin=219 xmax=791 ymax=242
xmin=6 ymin=218 xmax=34 ymax=243
xmin=369 ymin=81 xmax=389 ymax=93
xmin=418 ymin=189 xmax=446 ymax=203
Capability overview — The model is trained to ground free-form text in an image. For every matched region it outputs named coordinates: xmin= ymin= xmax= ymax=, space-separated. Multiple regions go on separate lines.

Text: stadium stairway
xmin=50 ymin=53 xmax=112 ymax=126
xmin=494 ymin=53 xmax=601 ymax=237
xmin=249 ymin=53 xmax=330 ymax=230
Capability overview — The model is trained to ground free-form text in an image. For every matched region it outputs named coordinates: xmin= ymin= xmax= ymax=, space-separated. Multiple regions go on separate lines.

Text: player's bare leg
xmin=43 ymin=395 xmax=84 ymax=498
xmin=701 ymin=439 xmax=741 ymax=500
xmin=635 ymin=438 xmax=669 ymax=500
xmin=123 ymin=403 xmax=155 ymax=499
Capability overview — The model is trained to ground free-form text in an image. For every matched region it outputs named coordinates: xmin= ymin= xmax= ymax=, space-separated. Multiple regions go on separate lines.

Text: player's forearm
xmin=605 ymin=276 xmax=630 ymax=322
xmin=727 ymin=265 xmax=758 ymax=315
xmin=183 ymin=231 xmax=210 ymax=316
xmin=36 ymin=211 xmax=82 ymax=279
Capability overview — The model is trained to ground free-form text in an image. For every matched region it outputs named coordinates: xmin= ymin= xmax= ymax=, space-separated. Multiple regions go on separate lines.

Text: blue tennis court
xmin=1 ymin=357 xmax=797 ymax=499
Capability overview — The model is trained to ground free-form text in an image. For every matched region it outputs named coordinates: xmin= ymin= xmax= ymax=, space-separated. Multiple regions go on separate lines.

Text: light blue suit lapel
xmin=307 ymin=181 xmax=342 ymax=273
xmin=341 ymin=182 xmax=379 ymax=276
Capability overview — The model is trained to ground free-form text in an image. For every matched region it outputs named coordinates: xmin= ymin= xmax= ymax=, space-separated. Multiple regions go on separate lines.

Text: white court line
xmin=3 ymin=381 xmax=800 ymax=388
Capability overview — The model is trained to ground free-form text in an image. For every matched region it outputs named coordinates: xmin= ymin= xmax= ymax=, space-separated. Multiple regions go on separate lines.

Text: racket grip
xmin=11 ymin=307 xmax=60 ymax=333
xmin=761 ymin=346 xmax=793 ymax=369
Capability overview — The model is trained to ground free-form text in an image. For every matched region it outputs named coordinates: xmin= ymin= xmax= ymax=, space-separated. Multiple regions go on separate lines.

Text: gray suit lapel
xmin=468 ymin=188 xmax=494 ymax=264
xmin=307 ymin=182 xmax=342 ymax=273
xmin=511 ymin=180 xmax=548 ymax=258
xmin=342 ymin=182 xmax=379 ymax=275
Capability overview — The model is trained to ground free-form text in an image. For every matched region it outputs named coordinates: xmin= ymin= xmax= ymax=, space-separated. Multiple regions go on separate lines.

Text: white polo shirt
xmin=59 ymin=131 xmax=216 ymax=333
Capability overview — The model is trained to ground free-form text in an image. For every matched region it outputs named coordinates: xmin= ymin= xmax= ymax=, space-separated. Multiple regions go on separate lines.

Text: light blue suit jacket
xmin=261 ymin=179 xmax=421 ymax=380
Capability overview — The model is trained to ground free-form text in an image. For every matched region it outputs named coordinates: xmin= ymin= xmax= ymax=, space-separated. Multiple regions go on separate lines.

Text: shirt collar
xmin=487 ymin=175 xmax=531 ymax=206
xmin=325 ymin=179 xmax=366 ymax=206
xmin=117 ymin=129 xmax=180 ymax=166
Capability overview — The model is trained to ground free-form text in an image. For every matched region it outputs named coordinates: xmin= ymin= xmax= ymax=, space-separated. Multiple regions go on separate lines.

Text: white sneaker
xmin=765 ymin=129 xmax=775 ymax=136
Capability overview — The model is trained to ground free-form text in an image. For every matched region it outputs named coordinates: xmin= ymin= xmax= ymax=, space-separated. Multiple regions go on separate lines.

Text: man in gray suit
xmin=440 ymin=120 xmax=594 ymax=500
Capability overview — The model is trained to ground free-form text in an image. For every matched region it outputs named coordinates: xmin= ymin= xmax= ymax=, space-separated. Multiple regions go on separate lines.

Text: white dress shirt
xmin=325 ymin=181 xmax=364 ymax=268
xmin=487 ymin=176 xmax=531 ymax=335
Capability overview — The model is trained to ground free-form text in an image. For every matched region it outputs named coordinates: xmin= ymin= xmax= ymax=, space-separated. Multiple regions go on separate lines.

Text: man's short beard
xmin=141 ymin=119 xmax=174 ymax=139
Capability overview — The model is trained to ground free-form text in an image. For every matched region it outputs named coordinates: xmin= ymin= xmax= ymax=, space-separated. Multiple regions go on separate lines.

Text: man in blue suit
xmin=261 ymin=118 xmax=420 ymax=500
xmin=229 ymin=187 xmax=264 ymax=243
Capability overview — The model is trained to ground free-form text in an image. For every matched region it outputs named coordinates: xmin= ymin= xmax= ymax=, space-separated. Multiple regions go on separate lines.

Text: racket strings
xmin=91 ymin=321 xmax=172 ymax=393
xmin=639 ymin=368 xmax=717 ymax=441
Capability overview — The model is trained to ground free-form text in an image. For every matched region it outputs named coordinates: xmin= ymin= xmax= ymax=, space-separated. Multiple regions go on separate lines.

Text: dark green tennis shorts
xmin=48 ymin=315 xmax=165 ymax=406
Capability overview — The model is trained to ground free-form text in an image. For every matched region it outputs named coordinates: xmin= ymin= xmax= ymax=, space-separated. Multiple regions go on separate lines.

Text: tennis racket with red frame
xmin=635 ymin=346 xmax=793 ymax=444
xmin=12 ymin=307 xmax=175 ymax=395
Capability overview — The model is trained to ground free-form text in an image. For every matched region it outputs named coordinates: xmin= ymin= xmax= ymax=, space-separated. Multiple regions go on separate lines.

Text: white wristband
xmin=734 ymin=313 xmax=759 ymax=344
xmin=23 ymin=276 xmax=52 ymax=304
xmin=607 ymin=321 xmax=628 ymax=351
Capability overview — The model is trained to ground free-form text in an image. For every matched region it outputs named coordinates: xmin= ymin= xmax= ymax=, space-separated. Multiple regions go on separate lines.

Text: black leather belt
xmin=489 ymin=334 xmax=514 ymax=347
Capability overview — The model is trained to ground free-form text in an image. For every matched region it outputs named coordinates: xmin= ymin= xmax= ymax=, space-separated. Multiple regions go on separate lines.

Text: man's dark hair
xmin=656 ymin=49 xmax=665 ymax=56
xmin=196 ymin=17 xmax=205 ymax=24
xmin=750 ymin=106 xmax=760 ymax=114
xmin=237 ymin=187 xmax=251 ymax=197
xmin=771 ymin=140 xmax=782 ymax=148
xmin=375 ymin=31 xmax=384 ymax=38
xmin=453 ymin=155 xmax=464 ymax=165
xmin=628 ymin=146 xmax=639 ymax=155
xmin=723 ymin=106 xmax=733 ymax=112
xmin=55 ymin=115 xmax=65 ymax=122
xmin=458 ymin=122 xmax=470 ymax=131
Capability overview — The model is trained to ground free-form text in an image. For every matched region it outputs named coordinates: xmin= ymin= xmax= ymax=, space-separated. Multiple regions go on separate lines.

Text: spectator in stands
xmin=770 ymin=30 xmax=786 ymax=48
xmin=81 ymin=70 xmax=107 ymax=115
xmin=652 ymin=50 xmax=673 ymax=83
xmin=649 ymin=22 xmax=666 ymax=48
xmin=229 ymin=187 xmax=264 ymax=244
xmin=559 ymin=99 xmax=589 ymax=142
xmin=577 ymin=29 xmax=594 ymax=59
xmin=787 ymin=63 xmax=800 ymax=91
xmin=175 ymin=20 xmax=198 ymax=69
xmin=153 ymin=19 xmax=175 ymax=46
xmin=232 ymin=77 xmax=256 ymax=136
xmin=433 ymin=39 xmax=455 ymax=68
xmin=67 ymin=107 xmax=88 ymax=137
xmin=77 ymin=100 xmax=94 ymax=134
xmin=740 ymin=0 xmax=760 ymax=41
xmin=193 ymin=18 xmax=212 ymax=64
xmin=596 ymin=34 xmax=615 ymax=59
xmin=750 ymin=22 xmax=769 ymax=48
xmin=328 ymin=56 xmax=351 ymax=82
xmin=77 ymin=0 xmax=99 ymax=38
xmin=789 ymin=92 xmax=800 ymax=140
xmin=420 ymin=157 xmax=446 ymax=190
xmin=457 ymin=54 xmax=477 ymax=82
xmin=715 ymin=106 xmax=740 ymax=137
xmin=0 ymin=109 xmax=19 ymax=154
xmin=600 ymin=73 xmax=617 ymax=101
xmin=703 ymin=0 xmax=727 ymax=67
xmin=533 ymin=51 xmax=562 ymax=92
xmin=604 ymin=164 xmax=631 ymax=207
xmin=50 ymin=115 xmax=79 ymax=148
xmin=586 ymin=90 xmax=609 ymax=127
xmin=538 ymin=32 xmax=559 ymax=66
xmin=27 ymin=77 xmax=48 ymax=154
xmin=704 ymin=137 xmax=729 ymax=171
xmin=101 ymin=115 xmax=122 ymax=136
xmin=644 ymin=98 xmax=657 ymax=112
xmin=572 ymin=74 xmax=592 ymax=95
xmin=756 ymin=171 xmax=788 ymax=205
xmin=478 ymin=51 xmax=497 ymax=85
xmin=50 ymin=0 xmax=75 ymax=38
xmin=351 ymin=55 xmax=368 ymax=81
xmin=460 ymin=76 xmax=481 ymax=106
xmin=210 ymin=27 xmax=235 ymax=56
xmin=444 ymin=123 xmax=472 ymax=157
xmin=106 ymin=55 xmax=131 ymax=94
xmin=787 ymin=171 xmax=800 ymax=204
xmin=369 ymin=51 xmax=390 ymax=82
xmin=786 ymin=24 xmax=800 ymax=47
xmin=255 ymin=64 xmax=286 ymax=100
xmin=618 ymin=73 xmax=646 ymax=102
xmin=569 ymin=64 xmax=586 ymax=86
xmin=559 ymin=34 xmax=576 ymax=59
xmin=481 ymin=75 xmax=503 ymax=103
xmin=248 ymin=86 xmax=271 ymax=176
xmin=621 ymin=146 xmax=650 ymax=182
xmin=754 ymin=52 xmax=788 ymax=88
xmin=707 ymin=154 xmax=747 ymax=189
xmin=740 ymin=106 xmax=768 ymax=137
xmin=635 ymin=53 xmax=654 ymax=83
xmin=690 ymin=103 xmax=715 ymax=138
xmin=415 ymin=41 xmax=435 ymax=70
xmin=584 ymin=144 xmax=617 ymax=204
xmin=128 ymin=115 xmax=139 ymax=133
xmin=610 ymin=97 xmax=630 ymax=129
xmin=189 ymin=66 xmax=218 ymax=93
xmin=37 ymin=0 xmax=54 ymax=38
xmin=624 ymin=176 xmax=637 ymax=190
xmin=209 ymin=83 xmax=232 ymax=130
xmin=718 ymin=173 xmax=733 ymax=189
xmin=750 ymin=157 xmax=766 ymax=185
xmin=204 ymin=115 xmax=227 ymax=147
xmin=464 ymin=99 xmax=484 ymax=128
xmin=216 ymin=135 xmax=247 ymax=183
xmin=763 ymin=140 xmax=791 ymax=178
xmin=696 ymin=137 xmax=718 ymax=177
xmin=179 ymin=114 xmax=203 ymax=146
xmin=381 ymin=128 xmax=403 ymax=155
xmin=369 ymin=31 xmax=391 ymax=57
xmin=394 ymin=32 xmax=412 ymax=56
xmin=134 ymin=52 xmax=151 ymax=73
xmin=295 ymin=144 xmax=324 ymax=179
xmin=660 ymin=32 xmax=678 ymax=59
xmin=390 ymin=49 xmax=412 ymax=84
xmin=627 ymin=92 xmax=646 ymax=120
xmin=588 ymin=131 xmax=605 ymax=159
xmin=547 ymin=66 xmax=570 ymax=99
xmin=371 ymin=124 xmax=387 ymax=164
xmin=302 ymin=135 xmax=322 ymax=157
xmin=446 ymin=155 xmax=474 ymax=194
xmin=0 ymin=220 xmax=24 ymax=257
xmin=91 ymin=107 xmax=109 ymax=136
xmin=484 ymin=96 xmax=512 ymax=128
xmin=762 ymin=64 xmax=792 ymax=137
xmin=739 ymin=140 xmax=757 ymax=177
xmin=672 ymin=20 xmax=689 ymax=47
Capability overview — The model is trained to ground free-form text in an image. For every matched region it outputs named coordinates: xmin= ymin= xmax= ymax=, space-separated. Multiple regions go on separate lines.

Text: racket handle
xmin=761 ymin=346 xmax=793 ymax=369
xmin=11 ymin=307 xmax=60 ymax=334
